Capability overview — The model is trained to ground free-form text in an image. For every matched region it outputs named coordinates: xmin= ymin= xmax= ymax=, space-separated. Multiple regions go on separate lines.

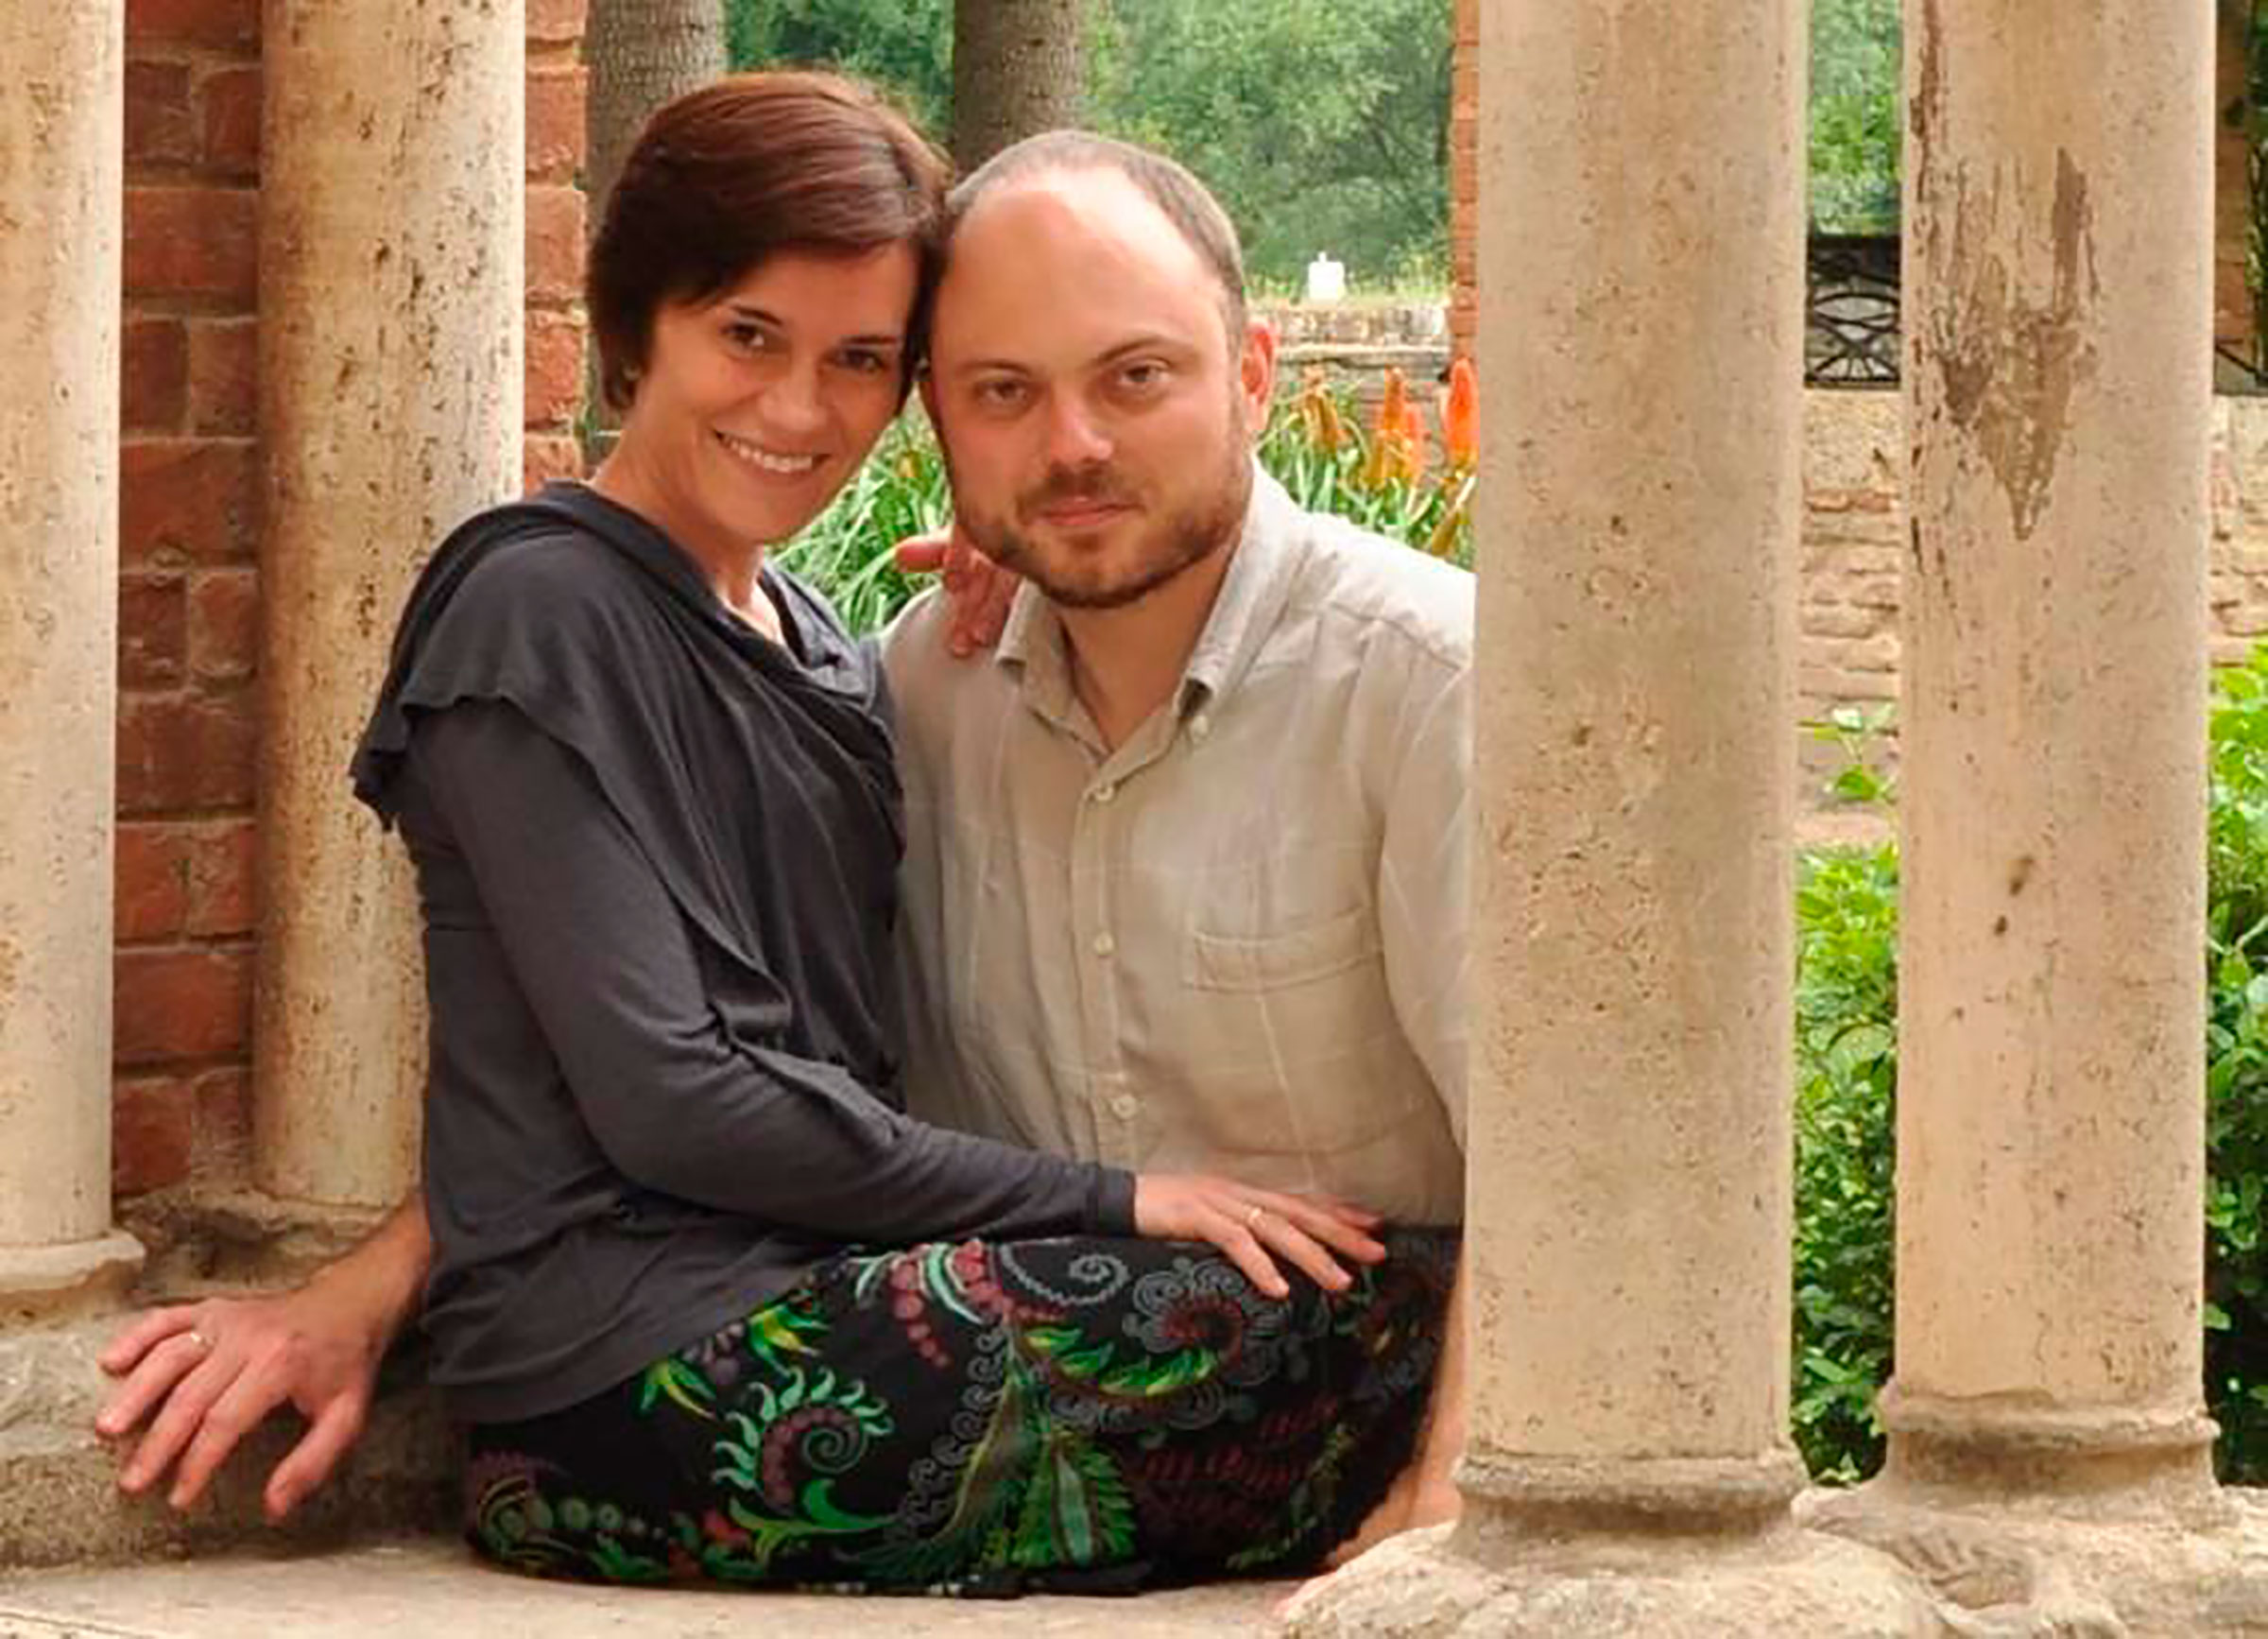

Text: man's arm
xmin=95 ymin=1189 xmax=430 ymax=1519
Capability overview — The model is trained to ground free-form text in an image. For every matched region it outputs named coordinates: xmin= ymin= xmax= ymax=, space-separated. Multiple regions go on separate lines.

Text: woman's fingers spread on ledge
xmin=95 ymin=1303 xmax=200 ymax=1379
xmin=94 ymin=1322 xmax=210 ymax=1441
xmin=265 ymin=1395 xmax=369 ymax=1522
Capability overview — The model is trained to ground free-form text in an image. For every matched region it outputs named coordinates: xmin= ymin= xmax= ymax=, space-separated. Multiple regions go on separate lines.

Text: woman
xmin=148 ymin=72 xmax=1451 ymax=1592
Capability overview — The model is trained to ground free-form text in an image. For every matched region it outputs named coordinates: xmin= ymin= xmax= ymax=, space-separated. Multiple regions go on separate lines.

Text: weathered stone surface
xmin=0 ymin=1538 xmax=1280 ymax=1636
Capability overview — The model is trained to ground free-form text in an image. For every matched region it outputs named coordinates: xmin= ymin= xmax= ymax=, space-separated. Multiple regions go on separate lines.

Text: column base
xmin=1802 ymin=1483 xmax=2268 ymax=1636
xmin=1281 ymin=1454 xmax=1939 ymax=1637
xmin=1280 ymin=1516 xmax=1939 ymax=1637
xmin=0 ymin=1230 xmax=146 ymax=1324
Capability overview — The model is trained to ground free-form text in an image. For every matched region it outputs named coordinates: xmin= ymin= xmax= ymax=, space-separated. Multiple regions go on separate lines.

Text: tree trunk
xmin=952 ymin=0 xmax=1084 ymax=170
xmin=586 ymin=0 xmax=727 ymax=228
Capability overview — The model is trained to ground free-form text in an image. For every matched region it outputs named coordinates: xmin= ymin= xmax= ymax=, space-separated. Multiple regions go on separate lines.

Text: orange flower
xmin=1362 ymin=368 xmax=1415 ymax=491
xmin=1398 ymin=401 xmax=1427 ymax=483
xmin=1442 ymin=357 xmax=1478 ymax=467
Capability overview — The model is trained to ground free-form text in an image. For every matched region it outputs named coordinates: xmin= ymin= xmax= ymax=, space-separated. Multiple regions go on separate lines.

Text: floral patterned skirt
xmin=462 ymin=1229 xmax=1457 ymax=1594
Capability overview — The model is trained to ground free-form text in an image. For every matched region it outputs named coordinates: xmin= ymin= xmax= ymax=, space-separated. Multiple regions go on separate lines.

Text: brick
xmin=117 ymin=688 xmax=259 ymax=814
xmin=524 ymin=433 xmax=585 ymax=492
xmin=188 ymin=567 xmax=259 ymax=683
xmin=122 ymin=318 xmax=188 ymax=433
xmin=125 ymin=60 xmax=197 ymax=166
xmin=186 ymin=820 xmax=259 ymax=937
xmin=525 ymin=310 xmax=587 ymax=430
xmin=118 ymin=572 xmax=187 ymax=689
xmin=125 ymin=184 xmax=257 ymax=301
xmin=527 ymin=0 xmax=588 ymax=46
xmin=199 ymin=65 xmax=262 ymax=177
xmin=526 ymin=65 xmax=587 ymax=182
xmin=113 ymin=945 xmax=253 ymax=1066
xmin=115 ymin=823 xmax=192 ymax=943
xmin=121 ymin=439 xmax=258 ymax=566
xmin=126 ymin=0 xmax=258 ymax=50
xmin=187 ymin=317 xmax=258 ymax=434
xmin=113 ymin=1075 xmax=197 ymax=1197
xmin=526 ymin=184 xmax=587 ymax=307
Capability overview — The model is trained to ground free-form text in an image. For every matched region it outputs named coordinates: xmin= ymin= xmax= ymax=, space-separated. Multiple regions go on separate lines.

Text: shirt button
xmin=1109 ymin=1093 xmax=1139 ymax=1120
xmin=1091 ymin=931 xmax=1117 ymax=958
xmin=1091 ymin=781 xmax=1118 ymax=804
xmin=1189 ymin=714 xmax=1212 ymax=743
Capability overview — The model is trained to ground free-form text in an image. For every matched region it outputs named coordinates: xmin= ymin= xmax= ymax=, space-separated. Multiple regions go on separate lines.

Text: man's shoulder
xmin=879 ymin=586 xmax=1020 ymax=752
xmin=1276 ymin=499 xmax=1474 ymax=675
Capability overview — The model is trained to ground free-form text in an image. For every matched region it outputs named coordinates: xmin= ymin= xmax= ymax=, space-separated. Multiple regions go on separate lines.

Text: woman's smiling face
xmin=611 ymin=241 xmax=919 ymax=557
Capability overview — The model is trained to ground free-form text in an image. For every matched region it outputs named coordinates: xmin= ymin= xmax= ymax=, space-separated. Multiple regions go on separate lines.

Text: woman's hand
xmin=893 ymin=519 xmax=1018 ymax=657
xmin=1131 ymin=1174 xmax=1387 ymax=1299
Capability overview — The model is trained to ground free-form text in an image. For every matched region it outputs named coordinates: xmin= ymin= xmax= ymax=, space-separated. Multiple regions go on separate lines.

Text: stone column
xmin=1289 ymin=1 xmax=1922 ymax=1630
xmin=1804 ymin=6 xmax=2268 ymax=1630
xmin=0 ymin=0 xmax=146 ymax=1317
xmin=254 ymin=0 xmax=524 ymax=1209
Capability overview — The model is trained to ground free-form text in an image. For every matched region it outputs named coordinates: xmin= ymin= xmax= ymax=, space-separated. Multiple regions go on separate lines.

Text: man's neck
xmin=1057 ymin=537 xmax=1239 ymax=752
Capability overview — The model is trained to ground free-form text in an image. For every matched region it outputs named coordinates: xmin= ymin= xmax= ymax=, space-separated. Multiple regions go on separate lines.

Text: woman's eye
xmin=838 ymin=349 xmax=894 ymax=376
xmin=724 ymin=322 xmax=768 ymax=352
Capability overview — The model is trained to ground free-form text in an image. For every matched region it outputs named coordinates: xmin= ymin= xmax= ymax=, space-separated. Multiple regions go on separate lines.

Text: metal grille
xmin=1806 ymin=234 xmax=1900 ymax=388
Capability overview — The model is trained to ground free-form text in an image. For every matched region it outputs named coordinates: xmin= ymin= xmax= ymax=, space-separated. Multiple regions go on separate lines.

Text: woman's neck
xmin=589 ymin=451 xmax=777 ymax=638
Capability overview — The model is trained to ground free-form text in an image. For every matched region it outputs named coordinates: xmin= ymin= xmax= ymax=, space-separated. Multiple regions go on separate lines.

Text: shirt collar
xmin=995 ymin=461 xmax=1302 ymax=726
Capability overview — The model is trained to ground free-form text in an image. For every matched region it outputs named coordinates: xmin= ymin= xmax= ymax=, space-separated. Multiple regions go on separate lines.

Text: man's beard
xmin=954 ymin=428 xmax=1253 ymax=612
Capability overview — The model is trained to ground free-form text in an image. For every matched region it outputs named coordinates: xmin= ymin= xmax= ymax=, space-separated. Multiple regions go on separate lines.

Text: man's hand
xmin=94 ymin=1281 xmax=387 ymax=1520
xmin=893 ymin=520 xmax=1016 ymax=657
xmin=1132 ymin=1173 xmax=1385 ymax=1299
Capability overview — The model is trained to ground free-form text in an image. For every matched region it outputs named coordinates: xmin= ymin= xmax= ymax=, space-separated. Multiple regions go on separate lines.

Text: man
xmin=97 ymin=131 xmax=1472 ymax=1557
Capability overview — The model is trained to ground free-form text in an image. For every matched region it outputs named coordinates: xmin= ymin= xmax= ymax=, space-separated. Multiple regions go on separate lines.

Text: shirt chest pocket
xmin=1183 ymin=903 xmax=1380 ymax=992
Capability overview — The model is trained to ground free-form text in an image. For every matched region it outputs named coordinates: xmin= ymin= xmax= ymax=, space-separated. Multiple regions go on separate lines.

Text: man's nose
xmin=1042 ymin=394 xmax=1112 ymax=467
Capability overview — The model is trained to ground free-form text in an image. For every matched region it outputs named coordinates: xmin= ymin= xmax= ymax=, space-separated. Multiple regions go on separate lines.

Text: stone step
xmin=0 ymin=1539 xmax=1281 ymax=1637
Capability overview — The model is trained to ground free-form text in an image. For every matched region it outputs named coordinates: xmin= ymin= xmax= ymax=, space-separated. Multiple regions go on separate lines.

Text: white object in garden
xmin=1305 ymin=252 xmax=1346 ymax=302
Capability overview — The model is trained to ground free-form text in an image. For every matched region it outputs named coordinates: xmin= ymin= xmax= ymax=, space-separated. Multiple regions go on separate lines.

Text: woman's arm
xmin=412 ymin=698 xmax=1129 ymax=1245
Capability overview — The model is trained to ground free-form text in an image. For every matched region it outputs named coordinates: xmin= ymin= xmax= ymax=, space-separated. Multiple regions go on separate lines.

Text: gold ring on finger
xmin=185 ymin=1328 xmax=213 ymax=1354
xmin=1244 ymin=1203 xmax=1266 ymax=1230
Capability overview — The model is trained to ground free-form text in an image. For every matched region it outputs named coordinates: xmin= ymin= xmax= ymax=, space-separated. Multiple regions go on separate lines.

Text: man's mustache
xmin=1019 ymin=465 xmax=1138 ymax=515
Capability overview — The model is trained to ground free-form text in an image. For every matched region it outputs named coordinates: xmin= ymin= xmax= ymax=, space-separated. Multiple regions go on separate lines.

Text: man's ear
xmin=1239 ymin=317 xmax=1279 ymax=440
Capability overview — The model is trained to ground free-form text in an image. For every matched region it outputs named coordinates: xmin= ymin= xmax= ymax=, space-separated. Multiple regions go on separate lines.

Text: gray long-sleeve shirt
xmin=359 ymin=487 xmax=1135 ymax=1423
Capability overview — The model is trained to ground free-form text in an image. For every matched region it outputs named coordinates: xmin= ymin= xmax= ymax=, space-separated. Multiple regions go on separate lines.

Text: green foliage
xmin=1087 ymin=0 xmax=1452 ymax=291
xmin=725 ymin=0 xmax=952 ymax=133
xmin=1808 ymin=0 xmax=1900 ymax=233
xmin=1792 ymin=833 xmax=1899 ymax=1482
xmin=2208 ymin=645 xmax=2268 ymax=1479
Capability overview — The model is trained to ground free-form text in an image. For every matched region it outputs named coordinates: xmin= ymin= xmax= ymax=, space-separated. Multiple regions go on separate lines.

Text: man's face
xmin=922 ymin=171 xmax=1275 ymax=611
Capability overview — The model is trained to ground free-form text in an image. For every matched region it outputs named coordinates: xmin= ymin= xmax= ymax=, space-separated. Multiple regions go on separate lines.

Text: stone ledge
xmin=0 ymin=1315 xmax=452 ymax=1571
xmin=0 ymin=1538 xmax=1282 ymax=1636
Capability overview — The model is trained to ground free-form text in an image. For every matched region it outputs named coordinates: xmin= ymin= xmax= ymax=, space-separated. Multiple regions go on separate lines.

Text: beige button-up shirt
xmin=885 ymin=469 xmax=1469 ymax=1226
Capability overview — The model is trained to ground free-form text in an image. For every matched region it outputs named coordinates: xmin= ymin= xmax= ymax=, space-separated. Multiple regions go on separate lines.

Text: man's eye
xmin=1121 ymin=361 xmax=1168 ymax=390
xmin=974 ymin=379 xmax=1030 ymax=409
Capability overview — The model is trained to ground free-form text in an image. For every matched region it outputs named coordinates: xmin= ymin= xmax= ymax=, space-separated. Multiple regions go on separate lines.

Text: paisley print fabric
xmin=463 ymin=1230 xmax=1456 ymax=1593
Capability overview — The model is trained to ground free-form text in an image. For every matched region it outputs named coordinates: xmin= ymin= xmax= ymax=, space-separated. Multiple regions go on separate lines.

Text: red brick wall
xmin=2219 ymin=5 xmax=2256 ymax=365
xmin=112 ymin=2 xmax=590 ymax=1199
xmin=1448 ymin=0 xmax=1477 ymax=363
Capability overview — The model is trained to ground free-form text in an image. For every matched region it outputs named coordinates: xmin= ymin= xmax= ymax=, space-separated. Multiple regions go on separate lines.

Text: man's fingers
xmin=266 ymin=1397 xmax=368 ymax=1522
xmin=96 ymin=1306 xmax=199 ymax=1376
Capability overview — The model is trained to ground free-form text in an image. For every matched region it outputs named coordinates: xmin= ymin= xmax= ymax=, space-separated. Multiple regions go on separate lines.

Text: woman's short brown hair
xmin=589 ymin=70 xmax=949 ymax=410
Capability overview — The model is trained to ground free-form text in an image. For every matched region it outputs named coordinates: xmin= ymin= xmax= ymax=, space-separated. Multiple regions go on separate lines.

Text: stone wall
xmin=110 ymin=0 xmax=589 ymax=1201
